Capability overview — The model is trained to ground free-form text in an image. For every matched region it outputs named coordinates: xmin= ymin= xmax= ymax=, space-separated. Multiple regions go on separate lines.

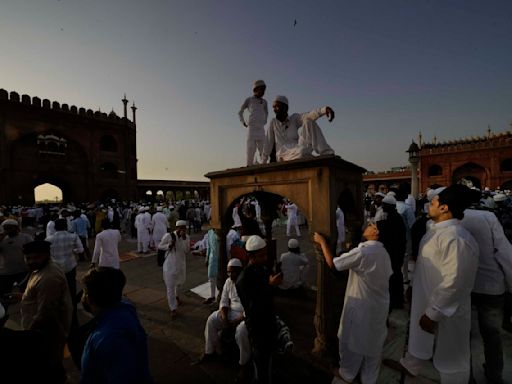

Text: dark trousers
xmin=79 ymin=236 xmax=91 ymax=260
xmin=65 ymin=268 xmax=78 ymax=329
xmin=252 ymin=347 xmax=273 ymax=384
xmin=472 ymin=292 xmax=504 ymax=382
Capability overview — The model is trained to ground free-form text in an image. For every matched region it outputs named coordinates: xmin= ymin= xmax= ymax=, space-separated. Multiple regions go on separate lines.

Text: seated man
xmin=262 ymin=95 xmax=335 ymax=163
xmin=201 ymin=258 xmax=251 ymax=369
xmin=277 ymin=238 xmax=309 ymax=290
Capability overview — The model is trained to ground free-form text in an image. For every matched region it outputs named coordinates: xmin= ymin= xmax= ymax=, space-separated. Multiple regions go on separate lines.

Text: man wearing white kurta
xmin=314 ymin=223 xmax=392 ymax=383
xmin=159 ymin=221 xmax=190 ymax=317
xmin=151 ymin=207 xmax=168 ymax=247
xmin=91 ymin=219 xmax=121 ymax=269
xmin=461 ymin=205 xmax=512 ymax=383
xmin=277 ymin=239 xmax=309 ymax=290
xmin=226 ymin=225 xmax=241 ymax=256
xmin=285 ymin=201 xmax=300 ymax=237
xmin=400 ymin=185 xmax=479 ymax=384
xmin=202 ymin=258 xmax=250 ymax=366
xmin=262 ymin=95 xmax=335 ymax=163
xmin=134 ymin=208 xmax=151 ymax=253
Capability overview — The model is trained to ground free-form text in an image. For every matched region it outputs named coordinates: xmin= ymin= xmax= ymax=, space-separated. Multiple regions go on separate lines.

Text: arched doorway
xmin=452 ymin=162 xmax=486 ymax=189
xmin=34 ymin=183 xmax=63 ymax=203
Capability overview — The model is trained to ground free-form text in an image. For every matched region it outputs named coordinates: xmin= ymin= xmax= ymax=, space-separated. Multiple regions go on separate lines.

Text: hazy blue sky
xmin=2 ymin=0 xmax=511 ymax=182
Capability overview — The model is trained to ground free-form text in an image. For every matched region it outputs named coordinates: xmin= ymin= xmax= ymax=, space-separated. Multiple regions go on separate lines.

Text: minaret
xmin=407 ymin=141 xmax=420 ymax=198
xmin=131 ymin=102 xmax=137 ymax=125
xmin=418 ymin=131 xmax=423 ymax=147
xmin=122 ymin=94 xmax=128 ymax=119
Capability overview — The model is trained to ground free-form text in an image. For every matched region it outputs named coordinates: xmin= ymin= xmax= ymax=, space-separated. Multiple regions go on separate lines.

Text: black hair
xmin=55 ymin=218 xmax=67 ymax=231
xmin=101 ymin=218 xmax=111 ymax=229
xmin=437 ymin=184 xmax=473 ymax=220
xmin=81 ymin=267 xmax=126 ymax=308
xmin=23 ymin=240 xmax=51 ymax=254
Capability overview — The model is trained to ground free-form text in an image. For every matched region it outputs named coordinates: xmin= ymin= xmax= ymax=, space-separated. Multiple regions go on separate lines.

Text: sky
xmin=1 ymin=0 xmax=511 ymax=185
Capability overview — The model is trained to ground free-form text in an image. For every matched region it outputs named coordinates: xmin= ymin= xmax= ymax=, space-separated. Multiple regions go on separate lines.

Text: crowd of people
xmin=331 ymin=183 xmax=512 ymax=384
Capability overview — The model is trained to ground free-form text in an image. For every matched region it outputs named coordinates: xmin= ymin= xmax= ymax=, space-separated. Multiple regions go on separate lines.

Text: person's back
xmin=81 ymin=300 xmax=152 ymax=384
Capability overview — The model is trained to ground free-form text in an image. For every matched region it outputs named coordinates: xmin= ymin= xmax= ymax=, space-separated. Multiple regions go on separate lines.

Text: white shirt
xmin=219 ymin=277 xmax=244 ymax=315
xmin=151 ymin=212 xmax=168 ymax=242
xmin=263 ymin=107 xmax=327 ymax=161
xmin=159 ymin=231 xmax=190 ymax=285
xmin=278 ymin=251 xmax=309 ymax=290
xmin=238 ymin=96 xmax=268 ymax=139
xmin=92 ymin=228 xmax=121 ymax=269
xmin=285 ymin=203 xmax=298 ymax=224
xmin=461 ymin=209 xmax=512 ymax=295
xmin=134 ymin=212 xmax=151 ymax=241
xmin=46 ymin=220 xmax=56 ymax=238
xmin=333 ymin=240 xmax=392 ymax=356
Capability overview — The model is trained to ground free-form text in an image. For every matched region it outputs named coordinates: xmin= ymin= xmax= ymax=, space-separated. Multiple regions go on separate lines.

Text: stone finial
xmin=122 ymin=94 xmax=128 ymax=119
xmin=131 ymin=102 xmax=137 ymax=125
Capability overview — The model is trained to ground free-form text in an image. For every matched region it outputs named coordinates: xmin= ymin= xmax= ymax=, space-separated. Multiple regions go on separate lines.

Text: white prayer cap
xmin=493 ymin=193 xmax=507 ymax=202
xmin=176 ymin=220 xmax=187 ymax=227
xmin=428 ymin=187 xmax=446 ymax=201
xmin=253 ymin=79 xmax=266 ymax=90
xmin=227 ymin=258 xmax=243 ymax=268
xmin=382 ymin=195 xmax=396 ymax=205
xmin=386 ymin=191 xmax=396 ymax=197
xmin=274 ymin=95 xmax=289 ymax=106
xmin=1 ymin=219 xmax=19 ymax=227
xmin=375 ymin=192 xmax=386 ymax=198
xmin=245 ymin=235 xmax=267 ymax=252
xmin=0 ymin=302 xmax=4 ymax=320
xmin=288 ymin=238 xmax=299 ymax=248
xmin=156 ymin=206 xmax=163 ymax=212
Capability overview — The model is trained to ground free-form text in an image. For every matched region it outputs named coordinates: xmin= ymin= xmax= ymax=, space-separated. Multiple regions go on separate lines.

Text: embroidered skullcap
xmin=288 ymin=238 xmax=299 ymax=249
xmin=274 ymin=95 xmax=289 ymax=106
xmin=253 ymin=80 xmax=266 ymax=90
xmin=382 ymin=195 xmax=396 ymax=205
xmin=176 ymin=220 xmax=187 ymax=227
xmin=227 ymin=258 xmax=243 ymax=268
xmin=493 ymin=193 xmax=507 ymax=202
xmin=375 ymin=192 xmax=386 ymax=198
xmin=245 ymin=235 xmax=266 ymax=252
xmin=1 ymin=219 xmax=19 ymax=227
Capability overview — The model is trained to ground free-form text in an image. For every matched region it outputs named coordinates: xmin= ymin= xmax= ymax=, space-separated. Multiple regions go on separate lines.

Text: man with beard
xmin=261 ymin=95 xmax=335 ymax=163
xmin=7 ymin=240 xmax=72 ymax=383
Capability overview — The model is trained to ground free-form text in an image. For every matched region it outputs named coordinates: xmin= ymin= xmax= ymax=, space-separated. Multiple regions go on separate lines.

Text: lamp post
xmin=407 ymin=141 xmax=420 ymax=198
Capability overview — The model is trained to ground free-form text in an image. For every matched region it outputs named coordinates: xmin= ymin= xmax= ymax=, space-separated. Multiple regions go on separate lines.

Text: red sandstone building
xmin=364 ymin=129 xmax=512 ymax=195
xmin=0 ymin=89 xmax=138 ymax=204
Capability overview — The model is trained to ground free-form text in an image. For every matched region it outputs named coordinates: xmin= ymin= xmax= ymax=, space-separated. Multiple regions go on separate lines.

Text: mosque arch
xmin=500 ymin=158 xmax=512 ymax=172
xmin=99 ymin=135 xmax=118 ymax=152
xmin=428 ymin=164 xmax=443 ymax=176
xmin=34 ymin=183 xmax=63 ymax=203
xmin=452 ymin=162 xmax=486 ymax=190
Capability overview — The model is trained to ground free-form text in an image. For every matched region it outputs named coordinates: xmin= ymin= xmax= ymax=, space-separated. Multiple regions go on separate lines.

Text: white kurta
xmin=336 ymin=207 xmax=346 ymax=244
xmin=286 ymin=203 xmax=301 ymax=236
xmin=92 ymin=228 xmax=121 ymax=269
xmin=151 ymin=212 xmax=168 ymax=246
xmin=226 ymin=229 xmax=240 ymax=255
xmin=238 ymin=95 xmax=268 ymax=140
xmin=160 ymin=232 xmax=190 ymax=311
xmin=262 ymin=107 xmax=334 ymax=162
xmin=134 ymin=213 xmax=151 ymax=243
xmin=232 ymin=206 xmax=242 ymax=228
xmin=461 ymin=209 xmax=512 ymax=295
xmin=278 ymin=251 xmax=309 ymax=290
xmin=408 ymin=219 xmax=478 ymax=375
xmin=334 ymin=240 xmax=392 ymax=357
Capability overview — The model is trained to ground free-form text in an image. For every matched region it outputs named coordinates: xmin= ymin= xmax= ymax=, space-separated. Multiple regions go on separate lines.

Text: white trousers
xmin=204 ymin=310 xmax=251 ymax=365
xmin=286 ymin=219 xmax=301 ymax=236
xmin=277 ymin=119 xmax=334 ymax=161
xmin=338 ymin=342 xmax=381 ymax=384
xmin=163 ymin=271 xmax=179 ymax=311
xmin=247 ymin=138 xmax=264 ymax=166
xmin=208 ymin=277 xmax=217 ymax=299
xmin=400 ymin=352 xmax=470 ymax=384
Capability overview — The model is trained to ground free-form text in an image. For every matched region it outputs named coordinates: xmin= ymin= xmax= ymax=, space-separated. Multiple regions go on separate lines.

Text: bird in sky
xmin=293 ymin=19 xmax=297 ymax=27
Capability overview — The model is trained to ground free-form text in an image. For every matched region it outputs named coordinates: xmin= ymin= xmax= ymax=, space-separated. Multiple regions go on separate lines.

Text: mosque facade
xmin=364 ymin=128 xmax=512 ymax=195
xmin=0 ymin=89 xmax=138 ymax=204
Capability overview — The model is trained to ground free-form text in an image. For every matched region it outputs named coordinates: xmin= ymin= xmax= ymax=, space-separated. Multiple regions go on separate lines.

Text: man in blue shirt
xmin=80 ymin=267 xmax=152 ymax=384
xmin=71 ymin=210 xmax=91 ymax=261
